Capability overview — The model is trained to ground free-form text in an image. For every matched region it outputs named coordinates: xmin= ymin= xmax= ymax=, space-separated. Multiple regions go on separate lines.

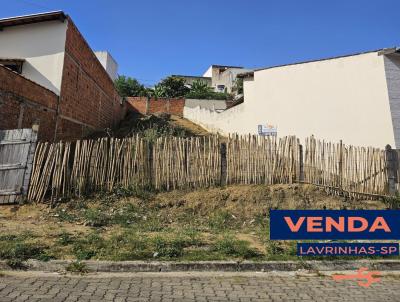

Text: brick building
xmin=0 ymin=11 xmax=125 ymax=141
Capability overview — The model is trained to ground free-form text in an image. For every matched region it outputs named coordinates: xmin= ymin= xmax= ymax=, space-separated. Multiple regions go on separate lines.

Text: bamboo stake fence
xmin=28 ymin=136 xmax=149 ymax=203
xmin=153 ymin=136 xmax=221 ymax=190
xmin=27 ymin=134 xmax=393 ymax=203
xmin=303 ymin=136 xmax=388 ymax=198
xmin=226 ymin=135 xmax=300 ymax=185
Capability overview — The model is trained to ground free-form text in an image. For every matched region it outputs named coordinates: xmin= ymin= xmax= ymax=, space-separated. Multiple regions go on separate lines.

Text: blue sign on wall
xmin=270 ymin=210 xmax=400 ymax=240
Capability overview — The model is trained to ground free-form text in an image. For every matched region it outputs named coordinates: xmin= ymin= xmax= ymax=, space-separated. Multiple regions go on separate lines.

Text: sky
xmin=1 ymin=0 xmax=399 ymax=86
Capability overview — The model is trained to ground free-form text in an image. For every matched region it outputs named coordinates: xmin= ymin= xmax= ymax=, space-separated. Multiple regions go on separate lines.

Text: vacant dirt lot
xmin=0 ymin=184 xmax=389 ymax=264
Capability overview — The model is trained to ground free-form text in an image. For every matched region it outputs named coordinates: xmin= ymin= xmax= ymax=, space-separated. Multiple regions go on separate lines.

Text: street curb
xmin=1 ymin=260 xmax=400 ymax=273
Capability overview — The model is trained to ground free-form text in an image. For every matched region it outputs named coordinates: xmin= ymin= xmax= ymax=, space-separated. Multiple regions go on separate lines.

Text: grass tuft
xmin=66 ymin=261 xmax=88 ymax=274
xmin=212 ymin=235 xmax=261 ymax=259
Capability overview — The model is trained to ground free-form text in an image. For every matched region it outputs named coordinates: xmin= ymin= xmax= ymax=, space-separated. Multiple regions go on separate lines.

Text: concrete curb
xmin=1 ymin=260 xmax=400 ymax=273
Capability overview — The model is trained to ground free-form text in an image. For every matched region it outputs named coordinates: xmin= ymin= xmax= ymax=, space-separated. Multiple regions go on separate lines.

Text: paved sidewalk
xmin=0 ymin=271 xmax=399 ymax=302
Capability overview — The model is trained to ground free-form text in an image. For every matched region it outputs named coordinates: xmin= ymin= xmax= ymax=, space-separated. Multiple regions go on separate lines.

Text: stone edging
xmin=1 ymin=260 xmax=400 ymax=273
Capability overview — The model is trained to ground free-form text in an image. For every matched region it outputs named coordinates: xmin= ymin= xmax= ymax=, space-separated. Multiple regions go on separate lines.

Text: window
xmin=217 ymin=85 xmax=225 ymax=92
xmin=0 ymin=59 xmax=24 ymax=74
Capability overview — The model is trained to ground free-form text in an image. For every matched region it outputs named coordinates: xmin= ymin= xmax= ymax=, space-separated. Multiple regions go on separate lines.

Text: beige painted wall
xmin=0 ymin=20 xmax=67 ymax=94
xmin=185 ymin=52 xmax=395 ymax=148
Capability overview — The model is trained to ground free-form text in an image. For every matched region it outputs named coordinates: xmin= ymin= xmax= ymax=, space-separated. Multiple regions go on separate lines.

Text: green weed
xmin=0 ymin=234 xmax=52 ymax=264
xmin=57 ymin=232 xmax=74 ymax=246
xmin=66 ymin=261 xmax=88 ymax=274
xmin=208 ymin=210 xmax=237 ymax=231
xmin=212 ymin=235 xmax=260 ymax=259
xmin=153 ymin=237 xmax=184 ymax=258
xmin=83 ymin=208 xmax=110 ymax=227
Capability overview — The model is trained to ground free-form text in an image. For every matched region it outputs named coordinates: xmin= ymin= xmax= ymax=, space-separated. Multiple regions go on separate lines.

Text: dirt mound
xmin=151 ymin=184 xmax=386 ymax=222
xmin=87 ymin=112 xmax=209 ymax=139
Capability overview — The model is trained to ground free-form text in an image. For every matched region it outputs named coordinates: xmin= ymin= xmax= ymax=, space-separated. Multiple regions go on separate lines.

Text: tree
xmin=114 ymin=75 xmax=147 ymax=97
xmin=185 ymin=80 xmax=229 ymax=100
xmin=146 ymin=85 xmax=166 ymax=98
xmin=156 ymin=76 xmax=190 ymax=98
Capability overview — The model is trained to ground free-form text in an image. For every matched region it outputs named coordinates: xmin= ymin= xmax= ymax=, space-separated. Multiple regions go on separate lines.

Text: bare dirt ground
xmin=0 ymin=184 xmax=389 ymax=262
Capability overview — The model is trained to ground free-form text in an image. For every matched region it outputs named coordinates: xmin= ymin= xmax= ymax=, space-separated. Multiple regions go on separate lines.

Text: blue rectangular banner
xmin=297 ymin=242 xmax=400 ymax=256
xmin=270 ymin=210 xmax=400 ymax=240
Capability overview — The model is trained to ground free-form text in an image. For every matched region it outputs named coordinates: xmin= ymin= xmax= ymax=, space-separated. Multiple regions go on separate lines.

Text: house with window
xmin=0 ymin=11 xmax=125 ymax=141
xmin=202 ymin=65 xmax=253 ymax=93
xmin=174 ymin=65 xmax=253 ymax=94
xmin=184 ymin=48 xmax=400 ymax=148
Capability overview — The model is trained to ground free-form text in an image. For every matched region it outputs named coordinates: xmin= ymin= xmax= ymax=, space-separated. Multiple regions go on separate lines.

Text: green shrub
xmin=385 ymin=194 xmax=400 ymax=209
xmin=185 ymin=80 xmax=231 ymax=100
xmin=208 ymin=210 xmax=237 ymax=231
xmin=212 ymin=236 xmax=260 ymax=259
xmin=181 ymin=228 xmax=201 ymax=246
xmin=113 ymin=186 xmax=154 ymax=201
xmin=66 ymin=261 xmax=88 ymax=274
xmin=0 ymin=240 xmax=50 ymax=262
xmin=55 ymin=209 xmax=78 ymax=223
xmin=153 ymin=237 xmax=184 ymax=258
xmin=6 ymin=259 xmax=27 ymax=270
xmin=83 ymin=208 xmax=110 ymax=227
xmin=71 ymin=232 xmax=104 ymax=260
xmin=72 ymin=244 xmax=97 ymax=260
xmin=58 ymin=232 xmax=74 ymax=246
xmin=185 ymin=91 xmax=230 ymax=100
xmin=107 ymin=232 xmax=152 ymax=260
xmin=112 ymin=204 xmax=139 ymax=227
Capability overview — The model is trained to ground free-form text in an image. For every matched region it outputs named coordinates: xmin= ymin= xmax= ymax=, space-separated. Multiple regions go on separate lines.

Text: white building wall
xmin=95 ymin=51 xmax=118 ymax=81
xmin=202 ymin=66 xmax=212 ymax=77
xmin=0 ymin=20 xmax=67 ymax=94
xmin=184 ymin=52 xmax=395 ymax=148
xmin=185 ymin=98 xmax=227 ymax=111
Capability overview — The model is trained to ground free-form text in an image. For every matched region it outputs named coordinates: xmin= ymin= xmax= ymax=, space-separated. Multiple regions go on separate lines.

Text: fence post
xmin=148 ymin=141 xmax=154 ymax=188
xmin=298 ymin=144 xmax=304 ymax=183
xmin=145 ymin=96 xmax=150 ymax=115
xmin=220 ymin=142 xmax=227 ymax=186
xmin=339 ymin=140 xmax=343 ymax=189
xmin=385 ymin=144 xmax=398 ymax=195
xmin=21 ymin=122 xmax=40 ymax=201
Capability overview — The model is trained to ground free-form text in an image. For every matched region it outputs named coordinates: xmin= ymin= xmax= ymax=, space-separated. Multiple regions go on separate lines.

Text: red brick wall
xmin=0 ymin=65 xmax=58 ymax=141
xmin=57 ymin=17 xmax=125 ymax=141
xmin=126 ymin=97 xmax=185 ymax=116
xmin=126 ymin=97 xmax=147 ymax=114
xmin=1 ymin=17 xmax=127 ymax=141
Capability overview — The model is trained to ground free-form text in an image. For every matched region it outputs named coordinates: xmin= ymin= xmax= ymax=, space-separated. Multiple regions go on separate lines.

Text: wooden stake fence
xmin=27 ymin=134 xmax=392 ymax=203
xmin=226 ymin=135 xmax=300 ymax=185
xmin=153 ymin=136 xmax=221 ymax=190
xmin=303 ymin=136 xmax=388 ymax=197
xmin=28 ymin=136 xmax=149 ymax=203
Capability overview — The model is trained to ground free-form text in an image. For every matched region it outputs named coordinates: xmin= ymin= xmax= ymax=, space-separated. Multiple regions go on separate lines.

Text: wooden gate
xmin=0 ymin=125 xmax=38 ymax=204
